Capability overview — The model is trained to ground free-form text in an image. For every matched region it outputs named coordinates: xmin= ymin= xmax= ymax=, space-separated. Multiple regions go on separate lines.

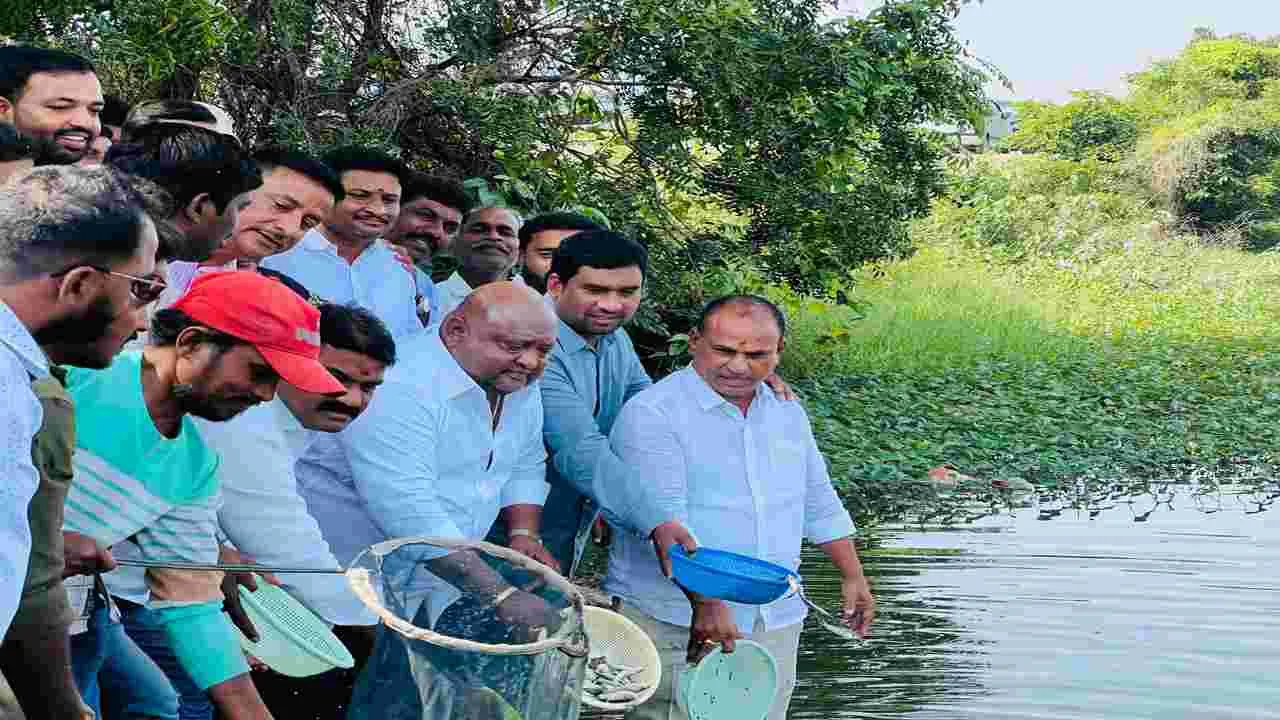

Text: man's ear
xmin=174 ymin=326 xmax=209 ymax=359
xmin=0 ymin=95 xmax=15 ymax=123
xmin=777 ymin=336 xmax=786 ymax=354
xmin=53 ymin=266 xmax=104 ymax=310
xmin=440 ymin=314 xmax=467 ymax=349
xmin=183 ymin=193 xmax=215 ymax=224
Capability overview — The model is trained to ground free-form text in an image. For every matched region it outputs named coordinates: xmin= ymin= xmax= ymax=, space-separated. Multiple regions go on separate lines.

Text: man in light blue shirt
xmin=605 ymin=295 xmax=876 ymax=720
xmin=535 ymin=229 xmax=662 ymax=575
xmin=384 ymin=172 xmax=470 ymax=328
xmin=261 ymin=146 xmax=423 ymax=338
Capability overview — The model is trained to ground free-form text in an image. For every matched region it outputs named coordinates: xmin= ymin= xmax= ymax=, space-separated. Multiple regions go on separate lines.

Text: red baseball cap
xmin=170 ymin=271 xmax=344 ymax=395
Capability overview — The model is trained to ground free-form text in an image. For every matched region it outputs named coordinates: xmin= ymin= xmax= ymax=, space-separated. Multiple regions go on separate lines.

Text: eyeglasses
xmin=51 ymin=264 xmax=168 ymax=305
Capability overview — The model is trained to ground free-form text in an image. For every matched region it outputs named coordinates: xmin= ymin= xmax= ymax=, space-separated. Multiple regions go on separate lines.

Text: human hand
xmin=687 ymin=598 xmax=742 ymax=663
xmin=509 ymin=535 xmax=561 ymax=574
xmin=62 ymin=531 xmax=116 ymax=577
xmin=494 ymin=589 xmax=559 ymax=639
xmin=219 ymin=547 xmax=280 ymax=642
xmin=763 ymin=373 xmax=796 ymax=401
xmin=840 ymin=575 xmax=875 ymax=639
xmin=650 ymin=520 xmax=697 ymax=579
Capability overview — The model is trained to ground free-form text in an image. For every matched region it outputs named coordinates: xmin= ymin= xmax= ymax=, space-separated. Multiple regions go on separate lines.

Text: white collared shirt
xmin=603 ymin=366 xmax=855 ymax=633
xmin=434 ymin=271 xmax=473 ymax=319
xmin=0 ymin=300 xmax=49 ymax=637
xmin=295 ymin=331 xmax=548 ymax=623
xmin=196 ymin=400 xmax=375 ymax=626
xmin=261 ymin=229 xmax=423 ymax=338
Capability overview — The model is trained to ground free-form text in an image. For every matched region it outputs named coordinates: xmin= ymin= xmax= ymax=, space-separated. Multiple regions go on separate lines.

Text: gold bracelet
xmin=491 ymin=586 xmax=518 ymax=608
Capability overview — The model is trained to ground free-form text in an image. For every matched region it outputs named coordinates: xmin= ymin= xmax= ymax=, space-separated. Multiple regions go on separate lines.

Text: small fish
xmin=599 ymin=690 xmax=639 ymax=703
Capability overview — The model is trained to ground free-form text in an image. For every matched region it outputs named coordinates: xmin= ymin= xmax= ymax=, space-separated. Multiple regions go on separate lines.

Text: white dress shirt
xmin=433 ymin=271 xmax=473 ymax=319
xmin=196 ymin=400 xmax=375 ymax=626
xmin=295 ymin=330 xmax=548 ymax=624
xmin=0 ymin=300 xmax=49 ymax=638
xmin=261 ymin=229 xmax=423 ymax=339
xmin=603 ymin=367 xmax=855 ymax=633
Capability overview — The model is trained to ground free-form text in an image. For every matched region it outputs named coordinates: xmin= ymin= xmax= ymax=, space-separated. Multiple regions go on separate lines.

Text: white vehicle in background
xmin=926 ymin=99 xmax=1020 ymax=150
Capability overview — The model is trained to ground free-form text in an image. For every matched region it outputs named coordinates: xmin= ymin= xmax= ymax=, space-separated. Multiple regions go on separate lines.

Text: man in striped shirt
xmin=63 ymin=271 xmax=344 ymax=720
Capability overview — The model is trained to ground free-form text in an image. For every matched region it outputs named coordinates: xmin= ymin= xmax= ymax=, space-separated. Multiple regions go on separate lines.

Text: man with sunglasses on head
xmin=0 ymin=165 xmax=167 ymax=719
xmin=108 ymin=100 xmax=263 ymax=264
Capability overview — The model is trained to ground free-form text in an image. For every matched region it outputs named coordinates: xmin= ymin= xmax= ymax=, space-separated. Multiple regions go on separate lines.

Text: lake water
xmin=792 ymin=487 xmax=1280 ymax=719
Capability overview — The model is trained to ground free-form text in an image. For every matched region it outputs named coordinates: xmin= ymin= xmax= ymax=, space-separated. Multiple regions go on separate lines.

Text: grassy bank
xmin=776 ymin=181 xmax=1280 ymax=529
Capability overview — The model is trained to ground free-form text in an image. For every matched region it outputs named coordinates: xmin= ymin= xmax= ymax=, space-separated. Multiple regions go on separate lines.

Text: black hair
xmin=149 ymin=308 xmax=245 ymax=348
xmin=401 ymin=171 xmax=469 ymax=213
xmin=696 ymin=294 xmax=788 ymax=338
xmin=548 ymin=229 xmax=648 ymax=285
xmin=256 ymin=267 xmax=313 ymax=301
xmin=519 ymin=212 xmax=602 ymax=251
xmin=0 ymin=166 xmax=167 ymax=280
xmin=253 ymin=145 xmax=345 ymax=203
xmin=100 ymin=95 xmax=130 ymax=133
xmin=0 ymin=122 xmax=33 ymax=162
xmin=106 ymin=125 xmax=262 ymax=214
xmin=320 ymin=145 xmax=406 ymax=185
xmin=318 ymin=303 xmax=397 ymax=366
xmin=0 ymin=46 xmax=96 ymax=101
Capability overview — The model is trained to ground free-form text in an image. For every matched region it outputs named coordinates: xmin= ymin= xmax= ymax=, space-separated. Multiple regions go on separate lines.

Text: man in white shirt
xmin=384 ymin=172 xmax=469 ymax=327
xmin=605 ymin=295 xmax=876 ymax=720
xmin=0 ymin=166 xmax=163 ymax=714
xmin=199 ymin=303 xmax=394 ymax=627
xmin=196 ymin=302 xmax=394 ymax=719
xmin=434 ymin=206 xmax=522 ymax=316
xmin=261 ymin=146 xmax=422 ymax=339
xmin=298 ymin=282 xmax=560 ymax=718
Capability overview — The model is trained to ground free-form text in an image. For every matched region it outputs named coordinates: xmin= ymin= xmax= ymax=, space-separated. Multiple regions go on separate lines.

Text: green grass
xmin=783 ymin=214 xmax=1280 ymax=529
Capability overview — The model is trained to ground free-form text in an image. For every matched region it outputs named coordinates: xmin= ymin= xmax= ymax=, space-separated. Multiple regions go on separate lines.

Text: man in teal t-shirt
xmin=63 ymin=271 xmax=344 ymax=720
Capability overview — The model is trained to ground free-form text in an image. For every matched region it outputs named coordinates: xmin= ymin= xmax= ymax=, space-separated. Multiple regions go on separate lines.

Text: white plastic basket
xmin=580 ymin=606 xmax=661 ymax=711
xmin=235 ymin=582 xmax=355 ymax=677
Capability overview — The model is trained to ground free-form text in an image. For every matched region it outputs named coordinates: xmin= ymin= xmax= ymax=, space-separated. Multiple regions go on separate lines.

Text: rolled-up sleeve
xmin=608 ymin=399 xmax=690 ymax=535
xmin=502 ymin=386 xmax=550 ymax=508
xmin=542 ymin=360 xmax=663 ymax=534
xmin=339 ymin=384 xmax=464 ymax=542
xmin=798 ymin=411 xmax=855 ymax=544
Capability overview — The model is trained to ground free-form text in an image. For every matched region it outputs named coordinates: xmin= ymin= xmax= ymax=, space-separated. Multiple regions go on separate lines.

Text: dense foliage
xmin=3 ymin=0 xmax=988 ymax=298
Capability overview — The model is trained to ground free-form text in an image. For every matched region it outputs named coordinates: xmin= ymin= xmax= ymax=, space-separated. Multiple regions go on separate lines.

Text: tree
xmin=4 ymin=0 xmax=988 ymax=297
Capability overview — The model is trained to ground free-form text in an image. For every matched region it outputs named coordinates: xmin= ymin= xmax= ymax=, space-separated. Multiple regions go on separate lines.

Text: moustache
xmin=316 ymin=401 xmax=359 ymax=418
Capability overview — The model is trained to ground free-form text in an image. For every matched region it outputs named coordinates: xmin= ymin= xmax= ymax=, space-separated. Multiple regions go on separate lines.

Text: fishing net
xmin=344 ymin=537 xmax=588 ymax=720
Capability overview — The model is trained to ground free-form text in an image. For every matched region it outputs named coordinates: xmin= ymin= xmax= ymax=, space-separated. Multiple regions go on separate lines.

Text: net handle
xmin=346 ymin=536 xmax=589 ymax=657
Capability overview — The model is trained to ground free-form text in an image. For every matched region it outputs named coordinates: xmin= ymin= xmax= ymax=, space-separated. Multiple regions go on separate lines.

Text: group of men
xmin=0 ymin=43 xmax=875 ymax=720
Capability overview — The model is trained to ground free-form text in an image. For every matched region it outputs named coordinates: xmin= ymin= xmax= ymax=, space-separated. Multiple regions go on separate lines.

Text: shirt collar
xmin=681 ymin=365 xmax=773 ymax=414
xmin=440 ymin=272 xmax=472 ymax=296
xmin=0 ymin=300 xmax=49 ymax=380
xmin=423 ymin=330 xmax=481 ymax=400
xmin=301 ymin=229 xmax=385 ymax=261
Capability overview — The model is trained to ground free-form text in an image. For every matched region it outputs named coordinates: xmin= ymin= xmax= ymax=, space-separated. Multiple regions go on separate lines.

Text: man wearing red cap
xmin=62 ymin=271 xmax=342 ymax=720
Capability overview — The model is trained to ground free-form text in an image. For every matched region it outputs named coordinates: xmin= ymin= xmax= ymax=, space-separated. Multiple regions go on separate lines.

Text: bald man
xmin=298 ymin=281 xmax=559 ymax=590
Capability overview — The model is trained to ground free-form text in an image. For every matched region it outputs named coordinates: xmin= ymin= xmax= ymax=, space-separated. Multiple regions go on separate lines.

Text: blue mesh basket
xmin=668 ymin=546 xmax=797 ymax=605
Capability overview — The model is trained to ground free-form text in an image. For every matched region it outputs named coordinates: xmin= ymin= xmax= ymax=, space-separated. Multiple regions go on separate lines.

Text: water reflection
xmin=792 ymin=484 xmax=1280 ymax=719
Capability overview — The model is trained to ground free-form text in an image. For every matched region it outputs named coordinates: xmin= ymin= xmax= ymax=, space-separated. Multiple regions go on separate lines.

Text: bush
xmin=1005 ymin=92 xmax=1141 ymax=161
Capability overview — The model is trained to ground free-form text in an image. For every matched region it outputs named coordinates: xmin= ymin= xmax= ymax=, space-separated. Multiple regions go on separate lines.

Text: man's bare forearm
xmin=818 ymin=536 xmax=866 ymax=580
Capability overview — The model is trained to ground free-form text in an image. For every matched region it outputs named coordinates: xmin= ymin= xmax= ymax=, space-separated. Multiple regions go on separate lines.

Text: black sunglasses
xmin=51 ymin=264 xmax=168 ymax=306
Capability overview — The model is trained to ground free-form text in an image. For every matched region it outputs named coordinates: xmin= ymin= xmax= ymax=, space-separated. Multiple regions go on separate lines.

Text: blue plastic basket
xmin=668 ymin=546 xmax=797 ymax=605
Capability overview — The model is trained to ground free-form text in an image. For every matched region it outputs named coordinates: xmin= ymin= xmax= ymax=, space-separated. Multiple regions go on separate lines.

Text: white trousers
xmin=618 ymin=603 xmax=802 ymax=720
